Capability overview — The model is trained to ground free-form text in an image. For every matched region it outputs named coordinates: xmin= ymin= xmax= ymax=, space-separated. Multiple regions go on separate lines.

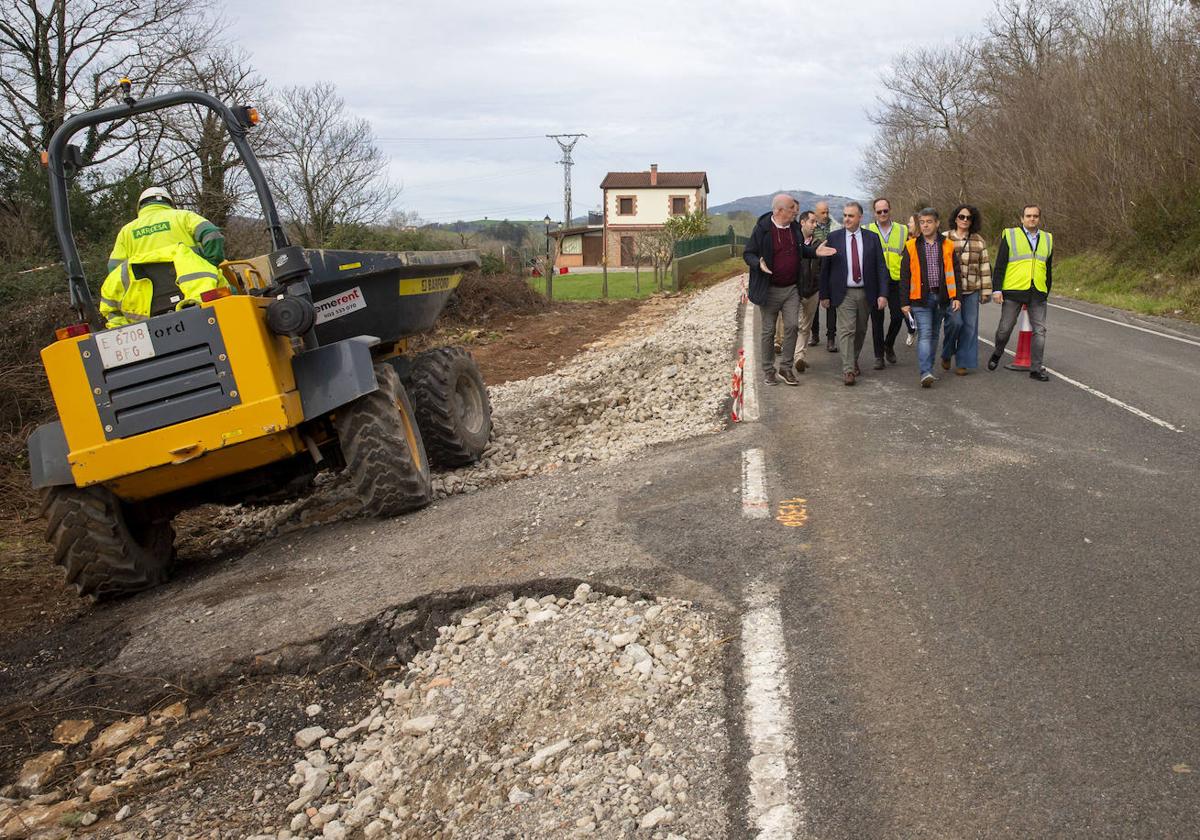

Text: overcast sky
xmin=229 ymin=0 xmax=993 ymax=222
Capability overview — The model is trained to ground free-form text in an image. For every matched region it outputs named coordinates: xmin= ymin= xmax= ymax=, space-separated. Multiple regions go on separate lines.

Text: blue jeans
xmin=941 ymin=291 xmax=980 ymax=369
xmin=911 ymin=297 xmax=947 ymax=377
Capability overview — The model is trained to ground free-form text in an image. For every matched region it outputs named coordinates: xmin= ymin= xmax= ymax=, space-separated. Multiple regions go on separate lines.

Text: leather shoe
xmin=826 ymin=339 xmax=837 ymax=353
xmin=987 ymin=352 xmax=1002 ymax=371
xmin=955 ymin=367 xmax=968 ymax=376
xmin=941 ymin=358 xmax=951 ymax=370
xmin=808 ymin=336 xmax=820 ymax=347
xmin=873 ymin=357 xmax=885 ymax=370
xmin=794 ymin=359 xmax=807 ymax=373
xmin=843 ymin=372 xmax=856 ymax=386
xmin=1030 ymin=368 xmax=1050 ymax=381
xmin=853 ymin=362 xmax=861 ymax=376
xmin=885 ymin=348 xmax=897 ymax=364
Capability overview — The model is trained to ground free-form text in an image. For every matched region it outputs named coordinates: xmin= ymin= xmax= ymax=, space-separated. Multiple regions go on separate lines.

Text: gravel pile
xmin=201 ymin=278 xmax=740 ymax=548
xmin=265 ymin=585 xmax=729 ymax=839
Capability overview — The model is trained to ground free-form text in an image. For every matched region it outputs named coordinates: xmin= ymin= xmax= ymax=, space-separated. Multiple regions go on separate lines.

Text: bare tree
xmin=262 ymin=82 xmax=398 ymax=248
xmin=158 ymin=46 xmax=268 ymax=228
xmin=869 ymin=44 xmax=983 ymax=201
xmin=0 ymin=0 xmax=218 ymax=170
xmin=862 ymin=0 xmax=1200 ymax=246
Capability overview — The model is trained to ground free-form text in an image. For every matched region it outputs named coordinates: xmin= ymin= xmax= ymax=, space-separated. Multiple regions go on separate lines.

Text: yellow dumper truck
xmin=29 ymin=89 xmax=492 ymax=599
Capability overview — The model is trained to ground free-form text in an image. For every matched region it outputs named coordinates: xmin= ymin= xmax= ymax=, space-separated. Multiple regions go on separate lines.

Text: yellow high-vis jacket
xmin=865 ymin=221 xmax=909 ymax=282
xmin=99 ymin=244 xmax=230 ymax=329
xmin=108 ymin=202 xmax=225 ymax=272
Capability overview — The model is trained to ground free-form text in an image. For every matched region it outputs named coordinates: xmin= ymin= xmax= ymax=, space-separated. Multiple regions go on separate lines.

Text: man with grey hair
xmin=743 ymin=194 xmax=834 ymax=385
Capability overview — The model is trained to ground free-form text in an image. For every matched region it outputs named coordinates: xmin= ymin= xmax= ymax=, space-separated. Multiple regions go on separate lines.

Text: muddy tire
xmin=410 ymin=347 xmax=492 ymax=468
xmin=43 ymin=486 xmax=174 ymax=600
xmin=336 ymin=363 xmax=431 ymax=517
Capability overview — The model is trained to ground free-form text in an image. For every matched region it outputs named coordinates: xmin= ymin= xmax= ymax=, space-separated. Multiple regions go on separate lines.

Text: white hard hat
xmin=138 ymin=186 xmax=173 ymax=205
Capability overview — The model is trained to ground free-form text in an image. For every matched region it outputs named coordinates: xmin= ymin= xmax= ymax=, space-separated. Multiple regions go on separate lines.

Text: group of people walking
xmin=743 ymin=194 xmax=1053 ymax=387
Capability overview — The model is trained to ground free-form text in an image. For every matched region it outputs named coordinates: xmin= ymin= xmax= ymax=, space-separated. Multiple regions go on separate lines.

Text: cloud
xmin=228 ymin=0 xmax=990 ymax=219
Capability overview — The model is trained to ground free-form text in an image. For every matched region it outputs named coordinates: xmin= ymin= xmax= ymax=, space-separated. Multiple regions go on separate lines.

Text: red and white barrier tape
xmin=731 ymin=349 xmax=746 ymax=422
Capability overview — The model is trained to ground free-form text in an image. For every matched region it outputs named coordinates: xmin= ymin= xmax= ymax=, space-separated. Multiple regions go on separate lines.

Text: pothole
xmin=0 ymin=582 xmax=731 ymax=839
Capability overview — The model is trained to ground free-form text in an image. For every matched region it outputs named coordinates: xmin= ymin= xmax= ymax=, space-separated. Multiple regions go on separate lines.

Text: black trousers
xmin=870 ymin=281 xmax=906 ymax=357
xmin=813 ymin=305 xmax=837 ymax=341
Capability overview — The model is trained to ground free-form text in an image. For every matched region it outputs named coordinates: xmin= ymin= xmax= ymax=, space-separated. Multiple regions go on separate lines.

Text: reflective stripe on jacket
xmin=108 ymin=202 xmax=223 ymax=271
xmin=1000 ymin=227 xmax=1053 ymax=293
xmin=99 ymin=244 xmax=229 ymax=328
xmin=865 ymin=222 xmax=908 ymax=282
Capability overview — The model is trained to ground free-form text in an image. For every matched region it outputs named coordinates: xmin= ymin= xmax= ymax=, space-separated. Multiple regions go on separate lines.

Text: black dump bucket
xmin=303 ymin=249 xmax=480 ymax=345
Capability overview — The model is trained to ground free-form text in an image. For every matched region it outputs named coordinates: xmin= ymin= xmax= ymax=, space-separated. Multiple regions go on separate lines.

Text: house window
xmin=617 ymin=196 xmax=635 ymax=215
xmin=671 ymin=196 xmax=688 ymax=216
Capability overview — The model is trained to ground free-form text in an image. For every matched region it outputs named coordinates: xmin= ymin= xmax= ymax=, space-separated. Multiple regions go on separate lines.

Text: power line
xmin=414 ymin=200 xmax=561 ymax=220
xmin=376 ymin=134 xmax=545 ymax=142
xmin=400 ymin=165 xmax=547 ymax=192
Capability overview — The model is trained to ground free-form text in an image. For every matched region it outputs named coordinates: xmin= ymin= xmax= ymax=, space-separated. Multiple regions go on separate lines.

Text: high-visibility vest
xmin=108 ymin=202 xmax=222 ymax=271
xmin=1000 ymin=227 xmax=1053 ymax=293
xmin=903 ymin=236 xmax=957 ymax=302
xmin=866 ymin=222 xmax=908 ymax=281
xmin=99 ymin=244 xmax=229 ymax=329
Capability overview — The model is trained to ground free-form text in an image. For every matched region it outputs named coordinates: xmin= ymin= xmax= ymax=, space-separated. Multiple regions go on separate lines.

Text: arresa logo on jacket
xmin=132 ymin=221 xmax=171 ymax=239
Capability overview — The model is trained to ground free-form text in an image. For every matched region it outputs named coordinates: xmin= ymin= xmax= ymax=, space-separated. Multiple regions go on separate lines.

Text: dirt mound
xmin=440 ymin=270 xmax=549 ymax=326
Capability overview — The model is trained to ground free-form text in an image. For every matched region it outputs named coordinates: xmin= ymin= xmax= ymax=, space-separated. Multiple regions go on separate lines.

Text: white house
xmin=600 ymin=165 xmax=709 ymax=266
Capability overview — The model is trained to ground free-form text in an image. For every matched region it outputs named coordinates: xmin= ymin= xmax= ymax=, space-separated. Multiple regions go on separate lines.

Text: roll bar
xmin=46 ymin=89 xmax=290 ymax=327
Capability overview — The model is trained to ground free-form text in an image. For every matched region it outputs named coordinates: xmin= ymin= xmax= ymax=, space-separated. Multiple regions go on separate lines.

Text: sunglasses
xmin=957 ymin=213 xmax=973 ymax=221
xmin=876 ymin=208 xmax=890 ymax=214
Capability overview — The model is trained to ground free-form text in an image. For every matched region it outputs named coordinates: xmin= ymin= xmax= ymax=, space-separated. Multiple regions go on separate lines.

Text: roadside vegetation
xmin=860 ymin=0 xmax=1200 ymax=320
xmin=680 ymin=256 xmax=746 ymax=291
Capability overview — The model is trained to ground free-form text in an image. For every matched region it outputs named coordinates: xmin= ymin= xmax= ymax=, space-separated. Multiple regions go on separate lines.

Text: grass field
xmin=1056 ymin=252 xmax=1200 ymax=322
xmin=527 ymin=258 xmax=747 ymax=301
xmin=527 ymin=269 xmax=666 ymax=301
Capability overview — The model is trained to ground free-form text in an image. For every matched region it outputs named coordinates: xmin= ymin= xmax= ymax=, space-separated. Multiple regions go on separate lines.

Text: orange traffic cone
xmin=1005 ymin=305 xmax=1033 ymax=371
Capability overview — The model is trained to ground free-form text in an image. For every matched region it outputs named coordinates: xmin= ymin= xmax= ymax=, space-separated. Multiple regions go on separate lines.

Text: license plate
xmin=95 ymin=323 xmax=156 ymax=369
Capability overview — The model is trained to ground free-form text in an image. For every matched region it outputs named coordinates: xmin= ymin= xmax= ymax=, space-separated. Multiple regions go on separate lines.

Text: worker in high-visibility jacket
xmin=987 ymin=205 xmax=1054 ymax=381
xmin=865 ymin=197 xmax=909 ymax=369
xmin=108 ymin=186 xmax=225 ymax=272
xmin=99 ymin=243 xmax=231 ymax=328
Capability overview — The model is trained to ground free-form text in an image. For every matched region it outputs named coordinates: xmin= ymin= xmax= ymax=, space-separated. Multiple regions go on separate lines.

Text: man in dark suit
xmin=818 ymin=202 xmax=889 ymax=385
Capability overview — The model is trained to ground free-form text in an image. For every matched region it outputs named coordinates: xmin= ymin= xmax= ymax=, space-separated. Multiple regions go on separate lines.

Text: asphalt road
xmin=5 ymin=292 xmax=1196 ymax=839
xmin=740 ymin=295 xmax=1200 ymax=838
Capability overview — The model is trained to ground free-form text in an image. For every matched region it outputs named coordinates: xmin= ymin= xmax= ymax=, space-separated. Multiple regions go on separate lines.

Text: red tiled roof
xmin=600 ymin=171 xmax=709 ymax=190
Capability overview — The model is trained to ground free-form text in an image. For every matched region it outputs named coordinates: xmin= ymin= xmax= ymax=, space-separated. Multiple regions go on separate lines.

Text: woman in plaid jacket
xmin=941 ymin=204 xmax=993 ymax=374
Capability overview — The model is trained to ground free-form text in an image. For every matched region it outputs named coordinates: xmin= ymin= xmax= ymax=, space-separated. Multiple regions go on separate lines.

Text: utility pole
xmin=546 ymin=133 xmax=586 ymax=228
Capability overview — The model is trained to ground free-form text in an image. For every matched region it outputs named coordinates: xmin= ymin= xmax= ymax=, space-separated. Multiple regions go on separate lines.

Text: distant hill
xmin=709 ymin=190 xmax=866 ymax=217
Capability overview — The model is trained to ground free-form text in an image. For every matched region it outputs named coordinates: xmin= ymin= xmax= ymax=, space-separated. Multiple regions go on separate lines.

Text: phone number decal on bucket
xmin=313 ymin=285 xmax=366 ymax=325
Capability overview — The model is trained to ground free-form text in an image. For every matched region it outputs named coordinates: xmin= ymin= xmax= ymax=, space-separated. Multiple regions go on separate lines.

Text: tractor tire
xmin=335 ymin=363 xmax=431 ymax=517
xmin=43 ymin=486 xmax=174 ymax=600
xmin=410 ymin=346 xmax=493 ymax=468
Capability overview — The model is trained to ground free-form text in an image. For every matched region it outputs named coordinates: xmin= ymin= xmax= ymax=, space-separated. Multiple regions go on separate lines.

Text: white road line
xmin=1048 ymin=302 xmax=1200 ymax=349
xmin=742 ymin=448 xmax=769 ymax=519
xmin=742 ymin=581 xmax=806 ymax=839
xmin=978 ymin=337 xmax=1184 ymax=433
xmin=742 ymin=288 xmax=761 ymax=422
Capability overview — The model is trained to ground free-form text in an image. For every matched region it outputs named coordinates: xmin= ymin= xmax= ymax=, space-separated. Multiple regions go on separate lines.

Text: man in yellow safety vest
xmin=987 ymin=205 xmax=1054 ymax=381
xmin=108 ymin=186 xmax=225 ymax=271
xmin=99 ymin=243 xmax=230 ymax=328
xmin=865 ymin=197 xmax=909 ymax=369
xmin=100 ymin=187 xmax=229 ymax=329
